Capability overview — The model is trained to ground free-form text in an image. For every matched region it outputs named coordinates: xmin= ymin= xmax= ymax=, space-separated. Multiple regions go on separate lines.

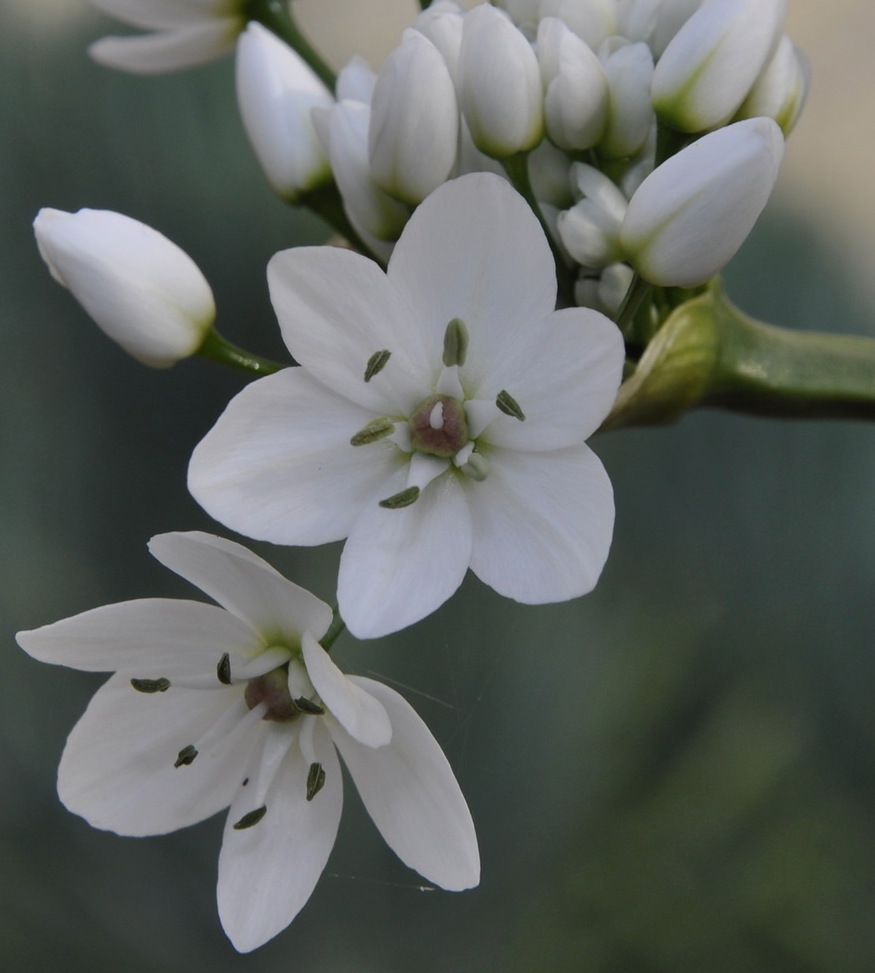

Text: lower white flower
xmin=188 ymin=173 xmax=626 ymax=639
xmin=16 ymin=531 xmax=479 ymax=953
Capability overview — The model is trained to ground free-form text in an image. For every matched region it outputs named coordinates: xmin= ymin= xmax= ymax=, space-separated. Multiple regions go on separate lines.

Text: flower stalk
xmin=197 ymin=330 xmax=286 ymax=376
xmin=247 ymin=0 xmax=337 ymax=93
xmin=604 ymin=280 xmax=875 ymax=429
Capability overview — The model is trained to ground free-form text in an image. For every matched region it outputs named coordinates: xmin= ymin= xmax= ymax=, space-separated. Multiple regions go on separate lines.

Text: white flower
xmin=651 ymin=0 xmax=787 ymax=132
xmin=734 ymin=34 xmax=810 ymax=136
xmin=16 ymin=531 xmax=479 ymax=953
xmin=188 ymin=173 xmax=624 ymax=639
xmin=34 ymin=207 xmax=215 ymax=367
xmin=86 ymin=0 xmax=247 ymax=74
xmin=558 ymin=163 xmax=628 ymax=268
xmin=235 ymin=22 xmax=334 ymax=202
xmin=368 ymin=30 xmax=460 ymax=205
xmin=620 ymin=117 xmax=785 ymax=287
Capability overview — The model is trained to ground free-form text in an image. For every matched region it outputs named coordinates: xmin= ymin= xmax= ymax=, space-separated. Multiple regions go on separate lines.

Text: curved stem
xmin=248 ymin=0 xmax=336 ymax=92
xmin=321 ymin=608 xmax=347 ymax=652
xmin=197 ymin=329 xmax=286 ymax=376
xmin=502 ymin=153 xmax=576 ymax=306
xmin=301 ymin=183 xmax=384 ymax=265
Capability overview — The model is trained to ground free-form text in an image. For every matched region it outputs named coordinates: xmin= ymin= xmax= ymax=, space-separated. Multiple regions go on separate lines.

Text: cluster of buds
xmin=232 ymin=0 xmax=805 ymax=310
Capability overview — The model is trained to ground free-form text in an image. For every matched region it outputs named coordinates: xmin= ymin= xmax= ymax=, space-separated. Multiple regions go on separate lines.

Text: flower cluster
xmin=299 ymin=0 xmax=802 ymax=299
xmin=21 ymin=0 xmax=813 ymax=956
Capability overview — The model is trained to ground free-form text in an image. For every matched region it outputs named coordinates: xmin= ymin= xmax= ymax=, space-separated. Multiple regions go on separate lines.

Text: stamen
xmin=232 ymin=805 xmax=267 ymax=830
xmin=442 ymin=318 xmax=469 ymax=367
xmin=496 ymin=389 xmax=526 ymax=421
xmin=462 ymin=452 xmax=490 ymax=481
xmin=216 ymin=653 xmax=232 ymax=685
xmin=379 ymin=486 xmax=420 ymax=509
xmin=174 ymin=744 xmax=198 ymax=768
xmin=306 ymin=762 xmax=326 ymax=801
xmin=364 ymin=349 xmax=391 ymax=382
xmin=293 ymin=697 xmax=326 ymax=715
xmin=130 ymin=677 xmax=170 ymax=694
xmin=351 ymin=417 xmax=396 ymax=446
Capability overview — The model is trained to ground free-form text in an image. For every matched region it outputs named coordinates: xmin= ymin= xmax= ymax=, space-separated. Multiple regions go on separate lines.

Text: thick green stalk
xmin=603 ymin=280 xmax=875 ymax=429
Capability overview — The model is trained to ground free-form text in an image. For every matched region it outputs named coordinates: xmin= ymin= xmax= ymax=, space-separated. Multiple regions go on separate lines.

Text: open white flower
xmin=86 ymin=0 xmax=247 ymax=74
xmin=16 ymin=531 xmax=479 ymax=953
xmin=189 ymin=173 xmax=625 ymax=639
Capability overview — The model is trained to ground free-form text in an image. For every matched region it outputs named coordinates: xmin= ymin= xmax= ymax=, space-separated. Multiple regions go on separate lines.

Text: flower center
xmin=408 ymin=394 xmax=469 ymax=458
xmin=244 ymin=666 xmax=301 ymax=723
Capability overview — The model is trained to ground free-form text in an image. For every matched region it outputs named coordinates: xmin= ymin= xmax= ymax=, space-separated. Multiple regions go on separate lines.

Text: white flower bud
xmin=458 ymin=4 xmax=544 ymax=158
xmin=528 ymin=138 xmax=574 ymax=208
xmin=599 ymin=40 xmax=655 ymax=160
xmin=648 ymin=0 xmax=703 ymax=57
xmin=336 ymin=56 xmax=377 ymax=104
xmin=368 ymin=30 xmax=459 ymax=205
xmin=412 ymin=0 xmax=464 ymax=82
xmin=317 ymin=100 xmax=409 ymax=244
xmin=620 ymin=117 xmax=784 ymax=287
xmin=538 ymin=0 xmax=617 ymax=50
xmin=652 ymin=0 xmax=787 ymax=133
xmin=575 ymin=262 xmax=635 ymax=315
xmin=735 ymin=34 xmax=810 ymax=136
xmin=493 ymin=0 xmax=541 ymax=37
xmin=558 ymin=164 xmax=627 ymax=267
xmin=34 ymin=208 xmax=215 ymax=367
xmin=537 ymin=17 xmax=608 ymax=151
xmin=235 ymin=23 xmax=333 ymax=202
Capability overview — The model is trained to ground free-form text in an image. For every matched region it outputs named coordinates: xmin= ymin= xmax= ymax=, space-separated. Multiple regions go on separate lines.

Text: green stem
xmin=502 ymin=153 xmax=576 ymax=307
xmin=615 ymin=273 xmax=653 ymax=345
xmin=248 ymin=0 xmax=336 ymax=92
xmin=603 ymin=279 xmax=875 ymax=429
xmin=197 ymin=329 xmax=286 ymax=376
xmin=321 ymin=608 xmax=347 ymax=652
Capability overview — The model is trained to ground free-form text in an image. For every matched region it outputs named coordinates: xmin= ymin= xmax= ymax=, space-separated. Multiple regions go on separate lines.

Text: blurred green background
xmin=4 ymin=3 xmax=875 ymax=971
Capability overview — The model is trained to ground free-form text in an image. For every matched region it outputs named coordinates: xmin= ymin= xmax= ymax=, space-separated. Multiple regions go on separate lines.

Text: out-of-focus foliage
xmin=3 ymin=4 xmax=875 ymax=972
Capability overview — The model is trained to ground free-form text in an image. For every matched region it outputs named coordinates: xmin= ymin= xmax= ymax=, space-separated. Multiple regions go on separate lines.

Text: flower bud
xmin=458 ymin=4 xmax=544 ymax=158
xmin=34 ymin=208 xmax=215 ymax=367
xmin=735 ymin=35 xmax=810 ymax=136
xmin=599 ymin=40 xmax=655 ymax=160
xmin=652 ymin=0 xmax=788 ymax=133
xmin=412 ymin=0 xmax=464 ymax=82
xmin=368 ymin=30 xmax=459 ymax=205
xmin=537 ymin=18 xmax=608 ymax=151
xmin=620 ymin=117 xmax=784 ymax=287
xmin=558 ymin=164 xmax=627 ymax=268
xmin=316 ymin=100 xmax=409 ymax=246
xmin=236 ymin=23 xmax=333 ymax=202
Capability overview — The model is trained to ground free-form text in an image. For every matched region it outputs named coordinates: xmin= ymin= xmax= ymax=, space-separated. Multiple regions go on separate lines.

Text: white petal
xmin=89 ymin=20 xmax=240 ymax=75
xmin=267 ymin=246 xmax=432 ymax=415
xmin=302 ymin=633 xmax=391 ymax=747
xmin=338 ymin=469 xmax=472 ymax=639
xmin=328 ymin=677 xmax=479 ymax=890
xmin=16 ymin=597 xmax=258 ymax=671
xmin=472 ymin=306 xmax=624 ymax=451
xmin=467 ymin=445 xmax=614 ymax=603
xmin=147 ymin=532 xmax=333 ymax=646
xmin=86 ymin=0 xmax=236 ymax=29
xmin=217 ymin=724 xmax=342 ymax=952
xmin=58 ymin=673 xmax=261 ymax=835
xmin=188 ymin=368 xmax=405 ymax=545
xmin=386 ymin=174 xmax=557 ymax=394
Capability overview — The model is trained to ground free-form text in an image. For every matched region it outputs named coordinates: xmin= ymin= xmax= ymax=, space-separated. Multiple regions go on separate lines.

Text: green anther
xmin=174 ymin=745 xmax=198 ymax=768
xmin=496 ymin=389 xmax=526 ymax=421
xmin=306 ymin=762 xmax=326 ymax=801
xmin=130 ymin=677 xmax=170 ymax=694
xmin=379 ymin=486 xmax=420 ymax=509
xmin=216 ymin=652 xmax=232 ymax=685
xmin=293 ymin=696 xmax=325 ymax=715
xmin=351 ymin=417 xmax=395 ymax=446
xmin=364 ymin=349 xmax=391 ymax=382
xmin=232 ymin=805 xmax=267 ymax=830
xmin=442 ymin=317 xmax=469 ymax=367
